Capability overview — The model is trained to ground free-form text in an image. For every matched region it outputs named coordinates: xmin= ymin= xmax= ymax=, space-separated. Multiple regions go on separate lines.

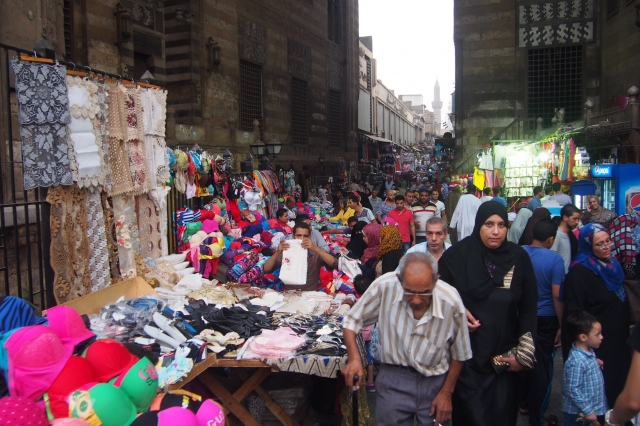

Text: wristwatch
xmin=605 ymin=409 xmax=622 ymax=426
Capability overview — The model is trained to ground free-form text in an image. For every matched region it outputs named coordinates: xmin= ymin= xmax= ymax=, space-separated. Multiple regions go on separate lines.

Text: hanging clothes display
xmin=10 ymin=60 xmax=74 ymax=190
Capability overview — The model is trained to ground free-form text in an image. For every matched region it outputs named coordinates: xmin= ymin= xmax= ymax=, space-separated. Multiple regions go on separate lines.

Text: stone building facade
xmin=453 ymin=0 xmax=640 ymax=166
xmin=0 ymin=0 xmax=360 ymax=171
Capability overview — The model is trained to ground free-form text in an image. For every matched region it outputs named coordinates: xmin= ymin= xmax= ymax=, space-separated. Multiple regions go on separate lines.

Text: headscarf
xmin=507 ymin=208 xmax=533 ymax=244
xmin=361 ymin=223 xmax=382 ymax=264
xmin=332 ymin=200 xmax=342 ymax=216
xmin=583 ymin=195 xmax=618 ymax=226
xmin=346 ymin=221 xmax=367 ymax=259
xmin=443 ymin=185 xmax=462 ymax=224
xmin=609 ymin=214 xmax=640 ymax=275
xmin=440 ymin=201 xmax=521 ymax=301
xmin=376 ymin=226 xmax=402 ymax=261
xmin=518 ymin=207 xmax=551 ymax=246
xmin=572 ymin=223 xmax=626 ymax=301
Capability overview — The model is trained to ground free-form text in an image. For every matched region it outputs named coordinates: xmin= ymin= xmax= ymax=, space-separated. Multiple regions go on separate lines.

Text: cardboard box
xmin=60 ymin=277 xmax=158 ymax=316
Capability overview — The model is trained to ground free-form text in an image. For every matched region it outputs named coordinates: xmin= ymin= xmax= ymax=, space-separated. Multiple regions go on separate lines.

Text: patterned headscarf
xmin=376 ymin=226 xmax=402 ymax=261
xmin=609 ymin=213 xmax=640 ymax=277
xmin=572 ymin=223 xmax=626 ymax=301
xmin=361 ymin=223 xmax=382 ymax=264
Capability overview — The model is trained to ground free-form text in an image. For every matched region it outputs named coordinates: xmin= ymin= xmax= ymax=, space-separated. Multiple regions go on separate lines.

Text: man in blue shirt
xmin=528 ymin=186 xmax=543 ymax=212
xmin=521 ymin=219 xmax=566 ymax=426
xmin=491 ymin=187 xmax=507 ymax=208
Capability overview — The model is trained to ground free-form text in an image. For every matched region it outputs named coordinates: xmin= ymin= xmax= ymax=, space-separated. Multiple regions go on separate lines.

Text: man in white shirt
xmin=479 ymin=187 xmax=493 ymax=203
xmin=430 ymin=189 xmax=447 ymax=223
xmin=342 ymin=252 xmax=471 ymax=426
xmin=548 ymin=182 xmax=572 ymax=205
xmin=551 ymin=204 xmax=581 ymax=272
xmin=405 ymin=217 xmax=451 ymax=261
xmin=348 ymin=194 xmax=375 ymax=223
xmin=412 ymin=189 xmax=437 ymax=244
xmin=449 ymin=184 xmax=482 ymax=241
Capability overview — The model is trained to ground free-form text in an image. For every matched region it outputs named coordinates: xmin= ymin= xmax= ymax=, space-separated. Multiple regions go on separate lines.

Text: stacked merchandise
xmin=10 ymin=59 xmax=171 ymax=303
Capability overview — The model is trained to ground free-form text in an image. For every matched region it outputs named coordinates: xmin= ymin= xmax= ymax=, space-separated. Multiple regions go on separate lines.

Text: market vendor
xmin=263 ymin=222 xmax=338 ymax=291
xmin=291 ymin=213 xmax=330 ymax=253
xmin=342 ymin=252 xmax=471 ymax=426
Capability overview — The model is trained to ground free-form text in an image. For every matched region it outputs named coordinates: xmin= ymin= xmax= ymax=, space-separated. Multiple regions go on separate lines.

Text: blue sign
xmin=591 ymin=165 xmax=613 ymax=177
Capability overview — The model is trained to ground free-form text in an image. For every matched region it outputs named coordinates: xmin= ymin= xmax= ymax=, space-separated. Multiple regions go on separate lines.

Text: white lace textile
xmin=85 ymin=191 xmax=111 ymax=292
xmin=278 ymin=239 xmax=308 ymax=286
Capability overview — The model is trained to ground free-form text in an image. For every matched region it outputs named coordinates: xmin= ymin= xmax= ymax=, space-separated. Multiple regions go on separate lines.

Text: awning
xmin=365 ymin=135 xmax=396 ymax=145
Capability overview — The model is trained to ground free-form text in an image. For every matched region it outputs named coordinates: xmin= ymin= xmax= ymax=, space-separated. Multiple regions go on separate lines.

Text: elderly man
xmin=342 ymin=252 xmax=472 ymax=426
xmin=376 ymin=190 xmax=397 ymax=223
xmin=406 ymin=217 xmax=451 ymax=261
xmin=263 ymin=223 xmax=337 ymax=291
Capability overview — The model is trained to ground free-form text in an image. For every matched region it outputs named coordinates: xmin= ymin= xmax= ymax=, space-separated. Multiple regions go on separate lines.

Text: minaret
xmin=431 ymin=79 xmax=443 ymax=135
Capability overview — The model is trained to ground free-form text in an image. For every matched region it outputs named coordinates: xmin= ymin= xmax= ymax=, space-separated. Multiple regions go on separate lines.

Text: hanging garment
xmin=278 ymin=239 xmax=308 ymax=286
xmin=112 ymin=194 xmax=139 ymax=279
xmin=473 ymin=166 xmax=485 ymax=189
xmin=479 ymin=149 xmax=494 ymax=170
xmin=47 ymin=184 xmax=92 ymax=303
xmin=106 ymin=83 xmax=135 ymax=196
xmin=136 ymin=193 xmax=163 ymax=259
xmin=140 ymin=88 xmax=168 ymax=188
xmin=10 ymin=60 xmax=73 ymax=189
xmin=85 ymin=192 xmax=111 ymax=293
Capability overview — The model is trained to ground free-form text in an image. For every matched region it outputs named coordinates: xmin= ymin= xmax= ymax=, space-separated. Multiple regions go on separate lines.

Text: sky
xmin=359 ymin=0 xmax=455 ymax=116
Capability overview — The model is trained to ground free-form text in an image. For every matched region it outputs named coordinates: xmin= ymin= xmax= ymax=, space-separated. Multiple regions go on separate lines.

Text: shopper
xmin=582 ymin=195 xmax=617 ymax=228
xmin=444 ymin=185 xmax=462 ymax=243
xmin=376 ymin=190 xmax=397 ymax=223
xmin=352 ymin=274 xmax=376 ymax=393
xmin=360 ymin=223 xmax=383 ymax=273
xmin=404 ymin=190 xmax=415 ymax=208
xmin=406 ymin=217 xmax=450 ymax=261
xmin=285 ymin=197 xmax=297 ymax=219
xmin=368 ymin=188 xmax=383 ymax=215
xmin=439 ymin=201 xmax=538 ymax=426
xmin=562 ymin=223 xmax=631 ymax=409
xmin=349 ymin=178 xmax=362 ymax=192
xmin=528 ymin=186 xmax=544 ymax=212
xmin=541 ymin=187 xmax=554 ymax=203
xmin=342 ymin=252 xmax=472 ymax=426
xmin=387 ymin=195 xmax=416 ymax=251
xmin=606 ymin=319 xmax=640 ymax=425
xmin=263 ymin=223 xmax=337 ymax=291
xmin=449 ymin=184 xmax=482 ymax=242
xmin=430 ymin=189 xmax=447 ymax=223
xmin=480 ymin=187 xmax=493 ymax=203
xmin=441 ymin=177 xmax=450 ymax=199
xmin=519 ymin=207 xmax=552 ymax=246
xmin=413 ymin=189 xmax=437 ymax=244
xmin=521 ymin=219 xmax=565 ymax=426
xmin=562 ymin=311 xmax=608 ymax=426
xmin=347 ymin=194 xmax=376 ymax=224
xmin=507 ymin=204 xmax=532 ymax=244
xmin=492 ymin=187 xmax=507 ymax=208
xmin=327 ymin=199 xmax=354 ymax=226
xmin=551 ymin=204 xmax=581 ymax=273
xmin=609 ymin=213 xmax=640 ymax=278
xmin=549 ymin=182 xmax=572 ymax=205
xmin=375 ymin=225 xmax=405 ymax=275
xmin=384 ymin=175 xmax=395 ymax=191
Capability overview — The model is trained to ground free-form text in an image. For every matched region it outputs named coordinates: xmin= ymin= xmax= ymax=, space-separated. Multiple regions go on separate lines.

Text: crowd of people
xmin=323 ymin=175 xmax=640 ymax=426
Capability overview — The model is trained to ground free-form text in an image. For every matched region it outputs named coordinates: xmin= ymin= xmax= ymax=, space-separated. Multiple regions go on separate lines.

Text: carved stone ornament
xmin=238 ymin=15 xmax=267 ymax=64
xmin=326 ymin=57 xmax=341 ymax=91
xmin=288 ymin=39 xmax=311 ymax=80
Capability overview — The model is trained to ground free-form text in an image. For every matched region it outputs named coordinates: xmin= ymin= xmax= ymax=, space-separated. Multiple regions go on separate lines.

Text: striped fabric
xmin=0 ymin=297 xmax=46 ymax=334
xmin=343 ymin=273 xmax=472 ymax=377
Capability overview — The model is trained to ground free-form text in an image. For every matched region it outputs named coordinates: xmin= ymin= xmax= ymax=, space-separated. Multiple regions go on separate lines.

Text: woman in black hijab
xmin=439 ymin=202 xmax=538 ymax=426
xmin=345 ymin=220 xmax=367 ymax=259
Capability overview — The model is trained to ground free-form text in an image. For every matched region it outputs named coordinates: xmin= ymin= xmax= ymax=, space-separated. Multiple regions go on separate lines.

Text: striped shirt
xmin=411 ymin=202 xmax=437 ymax=237
xmin=343 ymin=273 xmax=472 ymax=377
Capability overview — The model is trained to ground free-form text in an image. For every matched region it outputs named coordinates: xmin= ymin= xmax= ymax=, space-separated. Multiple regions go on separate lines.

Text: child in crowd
xmin=562 ymin=311 xmax=608 ymax=426
xmin=353 ymin=274 xmax=376 ymax=393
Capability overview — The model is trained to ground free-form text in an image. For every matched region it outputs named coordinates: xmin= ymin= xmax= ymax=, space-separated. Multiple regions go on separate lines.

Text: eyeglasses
xmin=593 ymin=240 xmax=614 ymax=250
xmin=403 ymin=291 xmax=434 ymax=298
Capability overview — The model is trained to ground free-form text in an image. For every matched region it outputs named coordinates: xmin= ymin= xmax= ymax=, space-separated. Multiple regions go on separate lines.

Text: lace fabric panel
xmin=65 ymin=76 xmax=108 ymax=190
xmin=140 ymin=88 xmax=167 ymax=137
xmin=19 ymin=124 xmax=74 ymax=190
xmin=136 ymin=193 xmax=163 ymax=259
xmin=102 ymin=194 xmax=121 ymax=284
xmin=85 ymin=191 xmax=111 ymax=292
xmin=144 ymin=136 xmax=158 ymax=191
xmin=95 ymin=81 xmax=113 ymax=191
xmin=47 ymin=184 xmax=91 ymax=303
xmin=106 ymin=137 xmax=135 ymax=196
xmin=10 ymin=60 xmax=71 ymax=125
xmin=124 ymin=86 xmax=145 ymax=142
xmin=127 ymin=139 xmax=150 ymax=194
xmin=106 ymin=83 xmax=127 ymax=141
xmin=112 ymin=194 xmax=139 ymax=278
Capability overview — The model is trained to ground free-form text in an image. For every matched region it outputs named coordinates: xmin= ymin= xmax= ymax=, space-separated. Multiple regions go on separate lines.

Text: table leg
xmin=197 ymin=370 xmax=262 ymax=426
xmin=236 ymin=369 xmax=297 ymax=426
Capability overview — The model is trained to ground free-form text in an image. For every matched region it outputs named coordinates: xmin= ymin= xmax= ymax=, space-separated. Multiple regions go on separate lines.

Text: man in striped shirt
xmin=342 ymin=252 xmax=472 ymax=426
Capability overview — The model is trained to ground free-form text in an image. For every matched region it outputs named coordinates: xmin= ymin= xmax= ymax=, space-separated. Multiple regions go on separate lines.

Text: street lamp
xmin=241 ymin=153 xmax=253 ymax=173
xmin=250 ymin=138 xmax=265 ymax=158
xmin=265 ymin=135 xmax=283 ymax=159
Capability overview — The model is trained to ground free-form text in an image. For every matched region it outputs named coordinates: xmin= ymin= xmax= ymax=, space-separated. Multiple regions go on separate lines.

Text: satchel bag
xmin=339 ymin=254 xmax=362 ymax=279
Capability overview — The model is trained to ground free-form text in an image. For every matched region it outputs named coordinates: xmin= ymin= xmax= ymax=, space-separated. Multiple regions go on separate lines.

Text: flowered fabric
xmin=112 ymin=194 xmax=139 ymax=279
xmin=85 ymin=191 xmax=111 ymax=292
xmin=136 ymin=193 xmax=163 ymax=259
xmin=11 ymin=60 xmax=73 ymax=189
xmin=573 ymin=223 xmax=626 ymax=301
xmin=47 ymin=184 xmax=91 ymax=303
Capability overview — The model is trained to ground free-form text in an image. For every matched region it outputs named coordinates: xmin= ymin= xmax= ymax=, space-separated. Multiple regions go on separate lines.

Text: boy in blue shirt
xmin=562 ymin=311 xmax=607 ymax=426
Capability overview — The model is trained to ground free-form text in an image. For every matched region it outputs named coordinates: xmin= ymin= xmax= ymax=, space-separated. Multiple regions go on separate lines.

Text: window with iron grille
xmin=291 ymin=77 xmax=309 ymax=145
xmin=327 ymin=0 xmax=341 ymax=44
xmin=328 ymin=90 xmax=341 ymax=146
xmin=63 ymin=0 xmax=74 ymax=61
xmin=527 ymin=46 xmax=583 ymax=128
xmin=607 ymin=0 xmax=620 ymax=17
xmin=239 ymin=60 xmax=264 ymax=132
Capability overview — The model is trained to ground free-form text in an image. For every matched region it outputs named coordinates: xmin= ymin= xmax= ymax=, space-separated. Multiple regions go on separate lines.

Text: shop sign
xmin=591 ymin=165 xmax=612 ymax=177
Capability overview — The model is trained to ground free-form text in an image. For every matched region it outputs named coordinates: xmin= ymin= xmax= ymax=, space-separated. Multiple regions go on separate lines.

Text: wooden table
xmin=168 ymin=356 xmax=297 ymax=426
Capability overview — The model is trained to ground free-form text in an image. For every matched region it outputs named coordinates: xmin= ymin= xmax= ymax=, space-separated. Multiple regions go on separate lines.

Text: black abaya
xmin=561 ymin=263 xmax=632 ymax=407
